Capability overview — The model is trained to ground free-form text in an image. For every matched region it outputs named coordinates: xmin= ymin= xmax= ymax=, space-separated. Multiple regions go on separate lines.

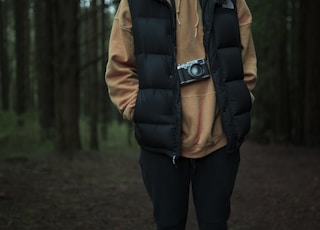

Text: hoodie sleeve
xmin=105 ymin=0 xmax=138 ymax=120
xmin=237 ymin=0 xmax=257 ymax=103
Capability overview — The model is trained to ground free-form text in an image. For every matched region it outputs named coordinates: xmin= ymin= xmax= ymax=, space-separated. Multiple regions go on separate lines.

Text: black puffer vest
xmin=128 ymin=0 xmax=252 ymax=160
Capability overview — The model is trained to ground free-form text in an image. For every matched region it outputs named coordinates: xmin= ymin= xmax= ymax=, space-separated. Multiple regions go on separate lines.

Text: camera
xmin=177 ymin=58 xmax=210 ymax=85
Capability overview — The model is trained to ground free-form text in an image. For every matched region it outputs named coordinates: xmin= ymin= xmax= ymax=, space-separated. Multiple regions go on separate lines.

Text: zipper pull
xmin=172 ymin=155 xmax=176 ymax=165
xmin=172 ymin=155 xmax=178 ymax=168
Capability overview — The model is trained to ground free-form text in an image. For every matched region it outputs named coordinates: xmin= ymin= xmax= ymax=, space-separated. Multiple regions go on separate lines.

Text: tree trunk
xmin=52 ymin=0 xmax=81 ymax=153
xmin=34 ymin=0 xmax=55 ymax=139
xmin=278 ymin=0 xmax=291 ymax=142
xmin=14 ymin=0 xmax=30 ymax=124
xmin=289 ymin=0 xmax=304 ymax=144
xmin=0 ymin=0 xmax=10 ymax=111
xmin=303 ymin=0 xmax=320 ymax=145
xmin=100 ymin=0 xmax=110 ymax=141
xmin=265 ymin=0 xmax=286 ymax=142
xmin=89 ymin=0 xmax=99 ymax=150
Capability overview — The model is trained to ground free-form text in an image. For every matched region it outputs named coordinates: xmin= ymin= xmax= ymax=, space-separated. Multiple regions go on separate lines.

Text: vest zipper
xmin=172 ymin=154 xmax=178 ymax=168
xmin=163 ymin=0 xmax=182 ymax=164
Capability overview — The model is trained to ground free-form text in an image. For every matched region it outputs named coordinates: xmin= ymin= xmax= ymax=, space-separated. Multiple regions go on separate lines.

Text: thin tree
xmin=52 ymin=0 xmax=81 ymax=153
xmin=34 ymin=0 xmax=55 ymax=139
xmin=13 ymin=0 xmax=30 ymax=125
xmin=99 ymin=0 xmax=109 ymax=141
xmin=288 ymin=0 xmax=304 ymax=143
xmin=302 ymin=0 xmax=320 ymax=145
xmin=0 ymin=0 xmax=10 ymax=111
xmin=89 ymin=0 xmax=99 ymax=150
xmin=277 ymin=0 xmax=291 ymax=142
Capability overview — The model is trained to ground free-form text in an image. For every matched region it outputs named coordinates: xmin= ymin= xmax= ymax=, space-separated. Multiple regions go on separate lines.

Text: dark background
xmin=0 ymin=0 xmax=319 ymax=229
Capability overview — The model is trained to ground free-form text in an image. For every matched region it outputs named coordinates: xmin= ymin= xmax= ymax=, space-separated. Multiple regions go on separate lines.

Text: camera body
xmin=177 ymin=58 xmax=210 ymax=85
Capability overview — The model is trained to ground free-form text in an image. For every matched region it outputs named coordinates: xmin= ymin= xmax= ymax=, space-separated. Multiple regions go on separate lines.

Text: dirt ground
xmin=0 ymin=141 xmax=319 ymax=230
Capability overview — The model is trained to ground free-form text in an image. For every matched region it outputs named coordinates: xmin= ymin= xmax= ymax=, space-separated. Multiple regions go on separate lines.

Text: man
xmin=105 ymin=0 xmax=257 ymax=229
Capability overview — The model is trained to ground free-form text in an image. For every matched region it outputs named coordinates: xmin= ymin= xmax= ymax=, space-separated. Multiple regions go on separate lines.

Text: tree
xmin=248 ymin=0 xmax=285 ymax=142
xmin=52 ymin=0 xmax=81 ymax=153
xmin=99 ymin=0 xmax=111 ymax=141
xmin=302 ymin=0 xmax=320 ymax=145
xmin=13 ymin=0 xmax=30 ymax=124
xmin=276 ymin=0 xmax=291 ymax=142
xmin=0 ymin=0 xmax=10 ymax=111
xmin=287 ymin=0 xmax=304 ymax=143
xmin=89 ymin=0 xmax=99 ymax=150
xmin=34 ymin=0 xmax=55 ymax=139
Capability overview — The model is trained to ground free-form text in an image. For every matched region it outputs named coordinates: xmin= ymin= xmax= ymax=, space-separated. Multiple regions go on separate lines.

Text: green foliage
xmin=0 ymin=111 xmax=53 ymax=157
xmin=80 ymin=117 xmax=138 ymax=153
xmin=0 ymin=112 xmax=137 ymax=157
xmin=0 ymin=110 xmax=16 ymax=141
xmin=102 ymin=120 xmax=137 ymax=150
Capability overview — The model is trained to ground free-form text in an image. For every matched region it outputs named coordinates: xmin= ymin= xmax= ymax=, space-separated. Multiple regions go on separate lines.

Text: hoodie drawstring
xmin=175 ymin=0 xmax=199 ymax=38
xmin=194 ymin=0 xmax=199 ymax=37
xmin=176 ymin=0 xmax=181 ymax=25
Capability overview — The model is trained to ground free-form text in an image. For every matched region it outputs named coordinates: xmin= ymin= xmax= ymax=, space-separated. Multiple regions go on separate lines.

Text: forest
xmin=0 ymin=0 xmax=319 ymax=155
xmin=0 ymin=1 xmax=319 ymax=230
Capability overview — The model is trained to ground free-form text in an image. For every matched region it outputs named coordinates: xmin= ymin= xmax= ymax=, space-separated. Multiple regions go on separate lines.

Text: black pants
xmin=139 ymin=146 xmax=240 ymax=230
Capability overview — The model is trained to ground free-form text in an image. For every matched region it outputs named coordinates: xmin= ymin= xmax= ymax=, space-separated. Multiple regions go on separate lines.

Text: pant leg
xmin=139 ymin=149 xmax=191 ymax=230
xmin=191 ymin=146 xmax=240 ymax=230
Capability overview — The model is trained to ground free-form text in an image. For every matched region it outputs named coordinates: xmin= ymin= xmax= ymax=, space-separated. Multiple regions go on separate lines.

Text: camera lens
xmin=189 ymin=64 xmax=203 ymax=78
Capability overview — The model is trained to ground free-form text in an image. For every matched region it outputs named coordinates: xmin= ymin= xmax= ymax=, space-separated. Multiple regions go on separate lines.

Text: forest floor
xmin=0 ymin=141 xmax=319 ymax=230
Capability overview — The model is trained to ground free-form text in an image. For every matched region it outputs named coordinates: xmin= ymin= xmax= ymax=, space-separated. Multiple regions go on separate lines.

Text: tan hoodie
xmin=106 ymin=0 xmax=257 ymax=158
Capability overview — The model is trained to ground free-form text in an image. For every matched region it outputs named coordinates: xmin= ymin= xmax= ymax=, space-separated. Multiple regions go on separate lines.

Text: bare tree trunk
xmin=287 ymin=0 xmax=304 ymax=144
xmin=14 ymin=0 xmax=30 ymax=125
xmin=0 ymin=0 xmax=10 ymax=111
xmin=303 ymin=0 xmax=320 ymax=145
xmin=263 ymin=0 xmax=287 ymax=142
xmin=100 ymin=0 xmax=109 ymax=141
xmin=89 ymin=0 xmax=99 ymax=150
xmin=278 ymin=0 xmax=291 ymax=142
xmin=52 ymin=0 xmax=81 ymax=153
xmin=34 ymin=0 xmax=55 ymax=139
